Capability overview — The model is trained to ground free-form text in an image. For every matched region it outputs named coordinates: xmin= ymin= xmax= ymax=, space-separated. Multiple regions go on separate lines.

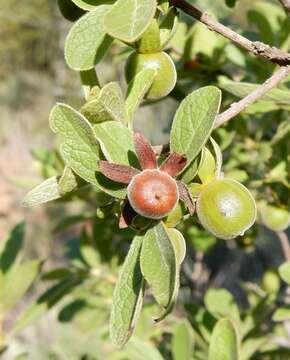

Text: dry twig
xmin=170 ymin=0 xmax=290 ymax=66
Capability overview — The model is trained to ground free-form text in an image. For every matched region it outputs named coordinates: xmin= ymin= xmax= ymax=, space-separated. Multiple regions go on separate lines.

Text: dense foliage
xmin=1 ymin=0 xmax=290 ymax=359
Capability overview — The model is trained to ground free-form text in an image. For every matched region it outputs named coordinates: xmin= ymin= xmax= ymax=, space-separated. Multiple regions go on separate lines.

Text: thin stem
xmin=277 ymin=231 xmax=290 ymax=262
xmin=214 ymin=65 xmax=290 ymax=128
xmin=170 ymin=0 xmax=290 ymax=66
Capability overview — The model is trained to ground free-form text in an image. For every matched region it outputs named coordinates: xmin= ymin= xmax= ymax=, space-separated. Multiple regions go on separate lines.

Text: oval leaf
xmin=110 ymin=235 xmax=145 ymax=347
xmin=49 ymin=103 xmax=127 ymax=198
xmin=209 ymin=318 xmax=240 ymax=360
xmin=93 ymin=121 xmax=138 ymax=166
xmin=104 ymin=0 xmax=157 ymax=42
xmin=22 ymin=177 xmax=62 ymax=207
xmin=170 ymin=86 xmax=221 ymax=167
xmin=125 ymin=68 xmax=156 ymax=121
xmin=65 ymin=6 xmax=113 ymax=70
xmin=140 ymin=222 xmax=176 ymax=308
xmin=172 ymin=320 xmax=194 ymax=360
xmin=155 ymin=228 xmax=185 ymax=322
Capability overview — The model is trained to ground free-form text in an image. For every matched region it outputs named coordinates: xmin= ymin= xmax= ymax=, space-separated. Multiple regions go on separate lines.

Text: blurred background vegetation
xmin=0 ymin=0 xmax=289 ymax=359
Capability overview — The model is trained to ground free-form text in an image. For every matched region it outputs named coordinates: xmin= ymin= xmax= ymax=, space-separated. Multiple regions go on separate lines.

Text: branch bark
xmin=153 ymin=65 xmax=290 ymax=154
xmin=279 ymin=0 xmax=290 ymax=13
xmin=214 ymin=65 xmax=290 ymax=128
xmin=170 ymin=0 xmax=290 ymax=66
xmin=277 ymin=231 xmax=290 ymax=262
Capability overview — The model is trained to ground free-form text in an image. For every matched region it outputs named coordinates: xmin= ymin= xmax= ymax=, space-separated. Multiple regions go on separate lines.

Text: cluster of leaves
xmin=3 ymin=0 xmax=290 ymax=358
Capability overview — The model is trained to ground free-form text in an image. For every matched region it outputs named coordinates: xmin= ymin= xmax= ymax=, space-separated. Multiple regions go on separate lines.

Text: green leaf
xmin=110 ymin=235 xmax=145 ymax=348
xmin=155 ymin=228 xmax=186 ymax=321
xmin=65 ymin=6 xmax=113 ymax=71
xmin=137 ymin=19 xmax=161 ymax=53
xmin=81 ymin=82 xmax=128 ymax=124
xmin=71 ymin=0 xmax=103 ymax=11
xmin=205 ymin=288 xmax=240 ymax=323
xmin=209 ymin=318 xmax=240 ymax=360
xmin=12 ymin=277 xmax=82 ymax=334
xmin=22 ymin=177 xmax=61 ymax=207
xmin=178 ymin=155 xmax=201 ymax=184
xmin=159 ymin=7 xmax=179 ymax=49
xmin=104 ymin=0 xmax=157 ymax=43
xmin=80 ymin=229 xmax=100 ymax=267
xmin=210 ymin=137 xmax=223 ymax=178
xmin=170 ymin=86 xmax=221 ymax=167
xmin=125 ymin=68 xmax=156 ymax=121
xmin=93 ymin=121 xmax=138 ymax=166
xmin=172 ymin=320 xmax=194 ymax=360
xmin=124 ymin=337 xmax=164 ymax=360
xmin=49 ymin=103 xmax=127 ymax=198
xmin=167 ymin=228 xmax=186 ymax=265
xmin=140 ymin=222 xmax=176 ymax=308
xmin=2 ymin=260 xmax=42 ymax=310
xmin=0 ymin=222 xmax=25 ymax=273
xmin=58 ymin=166 xmax=79 ymax=195
xmin=22 ymin=167 xmax=78 ymax=207
xmin=279 ymin=261 xmax=290 ymax=284
xmin=273 ymin=306 xmax=290 ymax=322
xmin=219 ymin=78 xmax=290 ymax=105
xmin=197 ymin=147 xmax=216 ymax=184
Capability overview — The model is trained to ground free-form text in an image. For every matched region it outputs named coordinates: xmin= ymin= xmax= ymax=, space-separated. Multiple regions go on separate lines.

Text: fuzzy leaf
xmin=126 ymin=69 xmax=156 ymax=121
xmin=93 ymin=121 xmax=138 ymax=166
xmin=58 ymin=166 xmax=79 ymax=195
xmin=155 ymin=228 xmax=185 ymax=322
xmin=140 ymin=222 xmax=176 ymax=307
xmin=65 ymin=6 xmax=113 ymax=70
xmin=170 ymin=86 xmax=221 ymax=166
xmin=209 ymin=318 xmax=240 ymax=360
xmin=22 ymin=177 xmax=62 ymax=207
xmin=104 ymin=0 xmax=157 ymax=42
xmin=81 ymin=82 xmax=128 ymax=124
xmin=110 ymin=235 xmax=144 ymax=347
xmin=49 ymin=103 xmax=127 ymax=199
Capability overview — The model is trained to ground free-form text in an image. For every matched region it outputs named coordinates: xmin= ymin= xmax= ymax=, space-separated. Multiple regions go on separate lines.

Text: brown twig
xmin=277 ymin=231 xmax=290 ymax=262
xmin=214 ymin=65 xmax=290 ymax=128
xmin=170 ymin=0 xmax=290 ymax=66
xmin=279 ymin=0 xmax=290 ymax=13
xmin=153 ymin=66 xmax=290 ymax=154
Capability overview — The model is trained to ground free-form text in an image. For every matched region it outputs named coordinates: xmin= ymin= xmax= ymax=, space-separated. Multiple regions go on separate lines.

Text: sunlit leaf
xmin=110 ymin=235 xmax=145 ymax=347
xmin=104 ymin=0 xmax=157 ymax=42
xmin=209 ymin=318 xmax=240 ymax=360
xmin=140 ymin=222 xmax=176 ymax=308
xmin=170 ymin=86 xmax=221 ymax=167
xmin=65 ymin=6 xmax=113 ymax=70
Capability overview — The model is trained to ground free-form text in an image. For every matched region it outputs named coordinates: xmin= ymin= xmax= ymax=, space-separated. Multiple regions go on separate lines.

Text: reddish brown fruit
xmin=127 ymin=169 xmax=179 ymax=219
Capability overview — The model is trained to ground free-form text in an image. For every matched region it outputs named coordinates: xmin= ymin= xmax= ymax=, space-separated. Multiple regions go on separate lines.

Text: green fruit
xmin=260 ymin=204 xmax=290 ymax=232
xmin=261 ymin=270 xmax=280 ymax=294
xmin=125 ymin=51 xmax=177 ymax=100
xmin=57 ymin=0 xmax=85 ymax=22
xmin=196 ymin=178 xmax=256 ymax=240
